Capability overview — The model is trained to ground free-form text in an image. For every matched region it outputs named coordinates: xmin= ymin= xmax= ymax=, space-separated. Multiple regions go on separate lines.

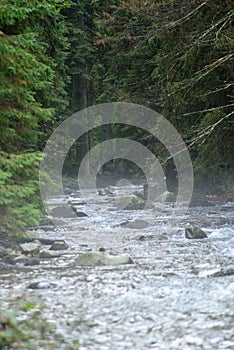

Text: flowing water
xmin=1 ymin=181 xmax=234 ymax=349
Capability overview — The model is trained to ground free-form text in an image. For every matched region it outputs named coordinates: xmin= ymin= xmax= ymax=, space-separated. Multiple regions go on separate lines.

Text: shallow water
xmin=1 ymin=183 xmax=234 ymax=349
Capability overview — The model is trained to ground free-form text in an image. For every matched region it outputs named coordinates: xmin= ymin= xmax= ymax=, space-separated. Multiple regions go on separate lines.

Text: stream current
xmin=1 ymin=182 xmax=234 ymax=349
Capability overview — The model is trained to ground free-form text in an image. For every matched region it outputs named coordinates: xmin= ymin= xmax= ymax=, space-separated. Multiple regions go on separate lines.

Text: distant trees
xmin=0 ymin=0 xmax=233 ymax=234
xmin=92 ymin=0 xmax=234 ymax=192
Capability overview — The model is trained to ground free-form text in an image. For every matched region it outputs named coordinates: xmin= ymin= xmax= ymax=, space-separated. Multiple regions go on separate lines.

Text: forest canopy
xmin=0 ymin=0 xmax=233 ymax=234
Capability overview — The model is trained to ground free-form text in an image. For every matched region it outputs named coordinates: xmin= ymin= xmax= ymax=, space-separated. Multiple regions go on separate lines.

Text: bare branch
xmin=156 ymin=1 xmax=208 ymax=34
xmin=179 ymin=103 xmax=234 ymax=117
xmin=0 ymin=31 xmax=17 ymax=45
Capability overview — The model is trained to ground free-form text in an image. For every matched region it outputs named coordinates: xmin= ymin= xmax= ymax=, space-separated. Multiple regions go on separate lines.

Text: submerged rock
xmin=210 ymin=266 xmax=234 ymax=277
xmin=74 ymin=252 xmax=134 ymax=266
xmin=24 ymin=257 xmax=40 ymax=266
xmin=74 ymin=210 xmax=88 ymax=217
xmin=137 ymin=234 xmax=155 ymax=241
xmin=189 ymin=198 xmax=215 ymax=207
xmin=39 ymin=250 xmax=61 ymax=258
xmin=185 ymin=225 xmax=207 ymax=239
xmin=28 ymin=281 xmax=57 ymax=289
xmin=120 ymin=219 xmax=149 ymax=229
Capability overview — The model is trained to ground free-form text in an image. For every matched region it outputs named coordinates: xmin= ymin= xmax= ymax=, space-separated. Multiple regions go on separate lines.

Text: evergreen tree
xmin=0 ymin=0 xmax=69 ymax=233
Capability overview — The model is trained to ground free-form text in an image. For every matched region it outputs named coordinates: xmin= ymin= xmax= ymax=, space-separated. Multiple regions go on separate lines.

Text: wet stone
xmin=51 ymin=205 xmax=75 ymax=218
xmin=74 ymin=210 xmax=88 ymax=217
xmin=27 ymin=281 xmax=57 ymax=289
xmin=0 ymin=246 xmax=9 ymax=258
xmin=19 ymin=242 xmax=41 ymax=255
xmin=13 ymin=255 xmax=30 ymax=264
xmin=120 ymin=219 xmax=149 ymax=229
xmin=74 ymin=251 xmax=134 ymax=266
xmin=189 ymin=198 xmax=215 ymax=207
xmin=210 ymin=265 xmax=234 ymax=277
xmin=137 ymin=234 xmax=154 ymax=241
xmin=33 ymin=238 xmax=58 ymax=245
xmin=113 ymin=194 xmax=145 ymax=210
xmin=99 ymin=247 xmax=106 ymax=252
xmin=24 ymin=257 xmax=40 ymax=266
xmin=39 ymin=250 xmax=61 ymax=258
xmin=51 ymin=205 xmax=88 ymax=218
xmin=50 ymin=240 xmax=68 ymax=250
xmin=185 ymin=225 xmax=208 ymax=239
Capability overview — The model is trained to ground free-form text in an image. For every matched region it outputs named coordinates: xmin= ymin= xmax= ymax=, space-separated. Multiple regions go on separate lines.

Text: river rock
xmin=33 ymin=238 xmax=58 ymax=245
xmin=74 ymin=210 xmax=88 ymax=217
xmin=210 ymin=266 xmax=234 ymax=277
xmin=24 ymin=257 xmax=40 ymax=266
xmin=98 ymin=188 xmax=114 ymax=196
xmin=19 ymin=242 xmax=41 ymax=255
xmin=113 ymin=194 xmax=145 ymax=210
xmin=51 ymin=205 xmax=88 ymax=218
xmin=185 ymin=225 xmax=207 ymax=239
xmin=74 ymin=252 xmax=134 ymax=266
xmin=99 ymin=247 xmax=106 ymax=252
xmin=137 ymin=234 xmax=155 ymax=241
xmin=28 ymin=281 xmax=57 ymax=289
xmin=51 ymin=205 xmax=74 ymax=217
xmin=50 ymin=240 xmax=68 ymax=250
xmin=39 ymin=250 xmax=61 ymax=258
xmin=13 ymin=255 xmax=30 ymax=264
xmin=0 ymin=246 xmax=9 ymax=258
xmin=120 ymin=219 xmax=149 ymax=229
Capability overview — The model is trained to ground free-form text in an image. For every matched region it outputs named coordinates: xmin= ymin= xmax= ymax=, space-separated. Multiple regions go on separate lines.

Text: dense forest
xmin=0 ymin=0 xmax=233 ymax=234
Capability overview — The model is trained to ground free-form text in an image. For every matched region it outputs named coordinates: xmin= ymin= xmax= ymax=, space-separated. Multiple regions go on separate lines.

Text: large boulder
xmin=74 ymin=252 xmax=134 ymax=266
xmin=51 ymin=205 xmax=88 ymax=218
xmin=113 ymin=194 xmax=146 ymax=210
xmin=185 ymin=225 xmax=207 ymax=239
xmin=50 ymin=240 xmax=68 ymax=250
xmin=19 ymin=242 xmax=41 ymax=255
xmin=51 ymin=205 xmax=74 ymax=218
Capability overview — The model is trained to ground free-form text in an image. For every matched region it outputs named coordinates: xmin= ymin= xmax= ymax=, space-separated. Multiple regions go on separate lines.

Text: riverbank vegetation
xmin=0 ymin=298 xmax=72 ymax=349
xmin=0 ymin=0 xmax=233 ymax=234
